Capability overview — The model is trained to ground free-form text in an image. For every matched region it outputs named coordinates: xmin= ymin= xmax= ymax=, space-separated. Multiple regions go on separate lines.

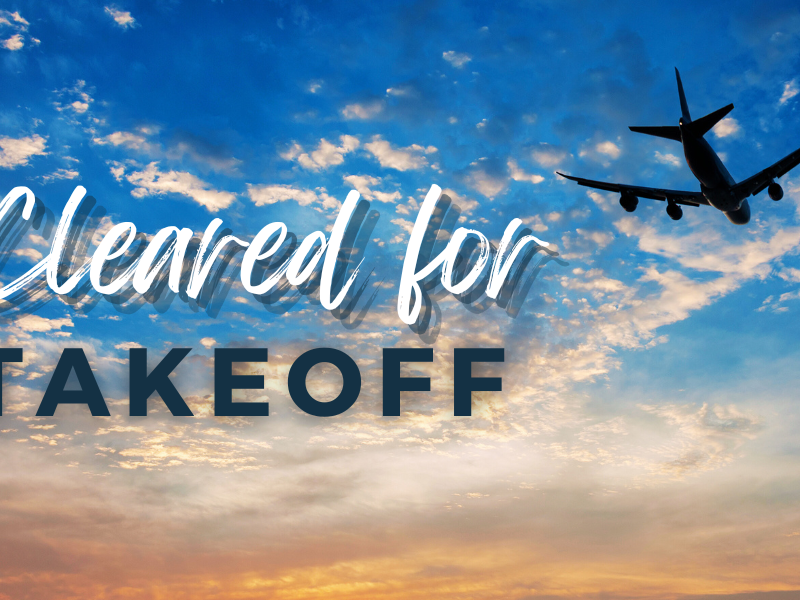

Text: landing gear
xmin=619 ymin=192 xmax=639 ymax=212
xmin=666 ymin=202 xmax=683 ymax=221
xmin=768 ymin=182 xmax=784 ymax=201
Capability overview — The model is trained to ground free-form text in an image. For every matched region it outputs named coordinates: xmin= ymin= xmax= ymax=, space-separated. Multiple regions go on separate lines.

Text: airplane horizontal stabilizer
xmin=628 ymin=125 xmax=682 ymax=142
xmin=687 ymin=103 xmax=734 ymax=138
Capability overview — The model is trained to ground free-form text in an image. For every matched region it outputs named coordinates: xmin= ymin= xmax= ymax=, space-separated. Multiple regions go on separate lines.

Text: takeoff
xmin=559 ymin=68 xmax=800 ymax=225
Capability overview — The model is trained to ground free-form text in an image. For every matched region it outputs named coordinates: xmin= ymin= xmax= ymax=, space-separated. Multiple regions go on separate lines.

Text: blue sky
xmin=2 ymin=1 xmax=800 ymax=598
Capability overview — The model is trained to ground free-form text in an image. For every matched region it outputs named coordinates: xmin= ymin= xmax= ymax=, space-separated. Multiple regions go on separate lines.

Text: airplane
xmin=558 ymin=68 xmax=800 ymax=224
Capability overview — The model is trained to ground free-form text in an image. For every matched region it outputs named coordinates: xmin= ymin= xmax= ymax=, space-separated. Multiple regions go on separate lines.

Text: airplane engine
xmin=666 ymin=202 xmax=682 ymax=221
xmin=619 ymin=192 xmax=639 ymax=212
xmin=768 ymin=182 xmax=784 ymax=201
xmin=725 ymin=199 xmax=751 ymax=225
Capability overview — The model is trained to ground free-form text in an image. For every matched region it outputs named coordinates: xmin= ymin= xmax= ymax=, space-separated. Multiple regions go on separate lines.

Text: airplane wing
xmin=733 ymin=146 xmax=800 ymax=198
xmin=556 ymin=172 xmax=707 ymax=206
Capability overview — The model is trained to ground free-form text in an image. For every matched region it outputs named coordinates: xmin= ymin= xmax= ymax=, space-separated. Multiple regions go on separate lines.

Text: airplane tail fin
xmin=676 ymin=67 xmax=691 ymax=121
xmin=628 ymin=125 xmax=682 ymax=141
xmin=685 ymin=103 xmax=734 ymax=138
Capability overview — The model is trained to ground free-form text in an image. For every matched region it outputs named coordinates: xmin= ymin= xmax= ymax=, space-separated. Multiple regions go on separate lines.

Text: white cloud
xmin=595 ymin=141 xmax=621 ymax=159
xmin=578 ymin=140 xmax=621 ymax=165
xmin=54 ymin=80 xmax=94 ymax=115
xmin=0 ymin=134 xmax=47 ymax=168
xmin=654 ymin=151 xmax=681 ymax=167
xmin=712 ymin=117 xmax=739 ymax=138
xmin=281 ymin=135 xmax=359 ymax=171
xmin=779 ymin=79 xmax=798 ymax=105
xmin=363 ymin=136 xmax=436 ymax=171
xmin=114 ymin=341 xmax=144 ymax=350
xmin=442 ymin=50 xmax=472 ymax=68
xmin=40 ymin=168 xmax=79 ymax=183
xmin=530 ymin=143 xmax=567 ymax=168
xmin=343 ymin=174 xmax=401 ymax=203
xmin=104 ymin=6 xmax=137 ymax=29
xmin=94 ymin=130 xmax=151 ymax=151
xmin=246 ymin=184 xmax=340 ymax=211
xmin=2 ymin=33 xmax=23 ymax=51
xmin=0 ymin=10 xmax=33 ymax=51
xmin=120 ymin=162 xmax=236 ymax=212
xmin=199 ymin=337 xmax=216 ymax=349
xmin=507 ymin=159 xmax=544 ymax=184
xmin=341 ymin=101 xmax=384 ymax=120
xmin=15 ymin=315 xmax=73 ymax=333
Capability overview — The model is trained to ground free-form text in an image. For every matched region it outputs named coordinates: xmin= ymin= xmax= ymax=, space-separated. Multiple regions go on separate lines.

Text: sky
xmin=1 ymin=0 xmax=800 ymax=598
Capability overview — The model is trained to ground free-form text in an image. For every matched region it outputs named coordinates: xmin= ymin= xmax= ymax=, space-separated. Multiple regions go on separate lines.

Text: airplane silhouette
xmin=558 ymin=68 xmax=800 ymax=224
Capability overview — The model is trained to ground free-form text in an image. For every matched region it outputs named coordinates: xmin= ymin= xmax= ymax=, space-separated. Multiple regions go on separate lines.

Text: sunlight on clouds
xmin=104 ymin=6 xmax=137 ymax=29
xmin=712 ymin=117 xmax=740 ymax=138
xmin=442 ymin=50 xmax=472 ymax=68
xmin=779 ymin=79 xmax=798 ymax=105
xmin=115 ymin=161 xmax=236 ymax=212
xmin=364 ymin=136 xmax=436 ymax=171
xmin=246 ymin=183 xmax=341 ymax=210
xmin=281 ymin=135 xmax=360 ymax=171
xmin=0 ymin=134 xmax=47 ymax=168
xmin=340 ymin=101 xmax=384 ymax=120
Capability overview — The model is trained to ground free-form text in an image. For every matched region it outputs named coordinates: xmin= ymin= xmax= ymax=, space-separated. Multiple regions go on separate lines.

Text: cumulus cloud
xmin=530 ymin=143 xmax=568 ymax=168
xmin=712 ymin=117 xmax=740 ymax=138
xmin=281 ymin=135 xmax=360 ymax=171
xmin=579 ymin=140 xmax=621 ymax=164
xmin=779 ymin=79 xmax=798 ymax=105
xmin=462 ymin=157 xmax=508 ymax=199
xmin=340 ymin=101 xmax=384 ymax=120
xmin=507 ymin=159 xmax=544 ymax=184
xmin=104 ymin=6 xmax=137 ymax=29
xmin=1 ymin=33 xmax=22 ymax=50
xmin=442 ymin=50 xmax=471 ymax=68
xmin=343 ymin=174 xmax=401 ymax=203
xmin=654 ymin=151 xmax=681 ymax=167
xmin=246 ymin=184 xmax=340 ymax=211
xmin=15 ymin=315 xmax=73 ymax=334
xmin=363 ymin=136 xmax=436 ymax=171
xmin=0 ymin=10 xmax=36 ymax=51
xmin=0 ymin=134 xmax=47 ymax=168
xmin=39 ymin=168 xmax=80 ymax=183
xmin=117 ymin=162 xmax=236 ymax=212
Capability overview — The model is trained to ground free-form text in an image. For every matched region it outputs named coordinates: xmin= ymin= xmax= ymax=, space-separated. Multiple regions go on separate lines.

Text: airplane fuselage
xmin=679 ymin=120 xmax=751 ymax=223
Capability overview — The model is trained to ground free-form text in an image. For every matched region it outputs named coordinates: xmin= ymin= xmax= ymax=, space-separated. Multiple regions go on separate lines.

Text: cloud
xmin=1 ymin=33 xmax=22 ymax=51
xmin=507 ymin=159 xmax=544 ymax=184
xmin=579 ymin=140 xmax=621 ymax=164
xmin=712 ymin=117 xmax=740 ymax=138
xmin=281 ymin=135 xmax=360 ymax=171
xmin=93 ymin=130 xmax=156 ymax=153
xmin=0 ymin=134 xmax=47 ymax=168
xmin=246 ymin=184 xmax=340 ymax=210
xmin=779 ymin=79 xmax=798 ymax=105
xmin=364 ymin=136 xmax=436 ymax=171
xmin=595 ymin=141 xmax=621 ymax=159
xmin=462 ymin=157 xmax=508 ymax=199
xmin=442 ymin=50 xmax=472 ymax=68
xmin=655 ymin=151 xmax=681 ymax=167
xmin=14 ymin=315 xmax=74 ymax=334
xmin=343 ymin=174 xmax=401 ymax=203
xmin=199 ymin=337 xmax=216 ymax=349
xmin=530 ymin=143 xmax=568 ymax=168
xmin=119 ymin=162 xmax=236 ymax=212
xmin=39 ymin=168 xmax=80 ymax=183
xmin=104 ymin=6 xmax=137 ymax=29
xmin=53 ymin=80 xmax=94 ymax=116
xmin=114 ymin=341 xmax=144 ymax=350
xmin=341 ymin=101 xmax=384 ymax=120
xmin=0 ymin=10 xmax=36 ymax=51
